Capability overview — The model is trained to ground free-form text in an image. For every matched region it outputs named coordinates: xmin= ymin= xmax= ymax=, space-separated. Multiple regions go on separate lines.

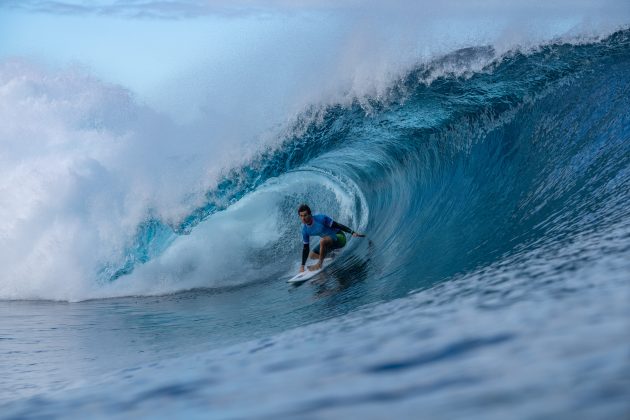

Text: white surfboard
xmin=287 ymin=267 xmax=323 ymax=283
xmin=287 ymin=256 xmax=334 ymax=283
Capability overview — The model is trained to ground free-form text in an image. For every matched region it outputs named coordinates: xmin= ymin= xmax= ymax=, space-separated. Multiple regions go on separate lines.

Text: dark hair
xmin=297 ymin=204 xmax=311 ymax=214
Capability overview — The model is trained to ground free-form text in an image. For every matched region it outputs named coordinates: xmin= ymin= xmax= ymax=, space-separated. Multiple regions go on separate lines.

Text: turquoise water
xmin=1 ymin=30 xmax=630 ymax=419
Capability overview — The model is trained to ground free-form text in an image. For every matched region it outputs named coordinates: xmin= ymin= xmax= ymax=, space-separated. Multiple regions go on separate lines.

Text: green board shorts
xmin=312 ymin=232 xmax=346 ymax=254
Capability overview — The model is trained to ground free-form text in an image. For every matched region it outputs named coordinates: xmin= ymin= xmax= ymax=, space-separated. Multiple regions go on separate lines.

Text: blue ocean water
xmin=1 ymin=29 xmax=630 ymax=419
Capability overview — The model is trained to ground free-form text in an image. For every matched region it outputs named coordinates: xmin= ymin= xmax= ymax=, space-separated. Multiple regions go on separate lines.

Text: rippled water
xmin=2 ymin=221 xmax=628 ymax=418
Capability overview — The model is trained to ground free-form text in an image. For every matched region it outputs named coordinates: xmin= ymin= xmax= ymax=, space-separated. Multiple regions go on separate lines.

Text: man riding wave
xmin=298 ymin=204 xmax=365 ymax=273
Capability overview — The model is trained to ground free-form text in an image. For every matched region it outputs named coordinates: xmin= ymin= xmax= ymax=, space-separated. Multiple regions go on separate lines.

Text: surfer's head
xmin=298 ymin=204 xmax=313 ymax=225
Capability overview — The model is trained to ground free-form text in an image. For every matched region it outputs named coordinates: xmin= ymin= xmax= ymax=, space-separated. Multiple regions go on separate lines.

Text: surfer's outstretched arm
xmin=332 ymin=221 xmax=365 ymax=237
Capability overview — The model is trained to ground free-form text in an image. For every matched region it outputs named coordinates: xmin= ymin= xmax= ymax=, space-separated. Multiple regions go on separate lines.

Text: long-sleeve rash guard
xmin=301 ymin=214 xmax=354 ymax=265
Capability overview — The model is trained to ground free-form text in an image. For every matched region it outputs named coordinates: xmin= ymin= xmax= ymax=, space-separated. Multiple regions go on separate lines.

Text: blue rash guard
xmin=301 ymin=214 xmax=340 ymax=245
xmin=301 ymin=214 xmax=354 ymax=265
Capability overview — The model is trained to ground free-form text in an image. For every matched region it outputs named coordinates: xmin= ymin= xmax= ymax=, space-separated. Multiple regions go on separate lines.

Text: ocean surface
xmin=1 ymin=29 xmax=630 ymax=419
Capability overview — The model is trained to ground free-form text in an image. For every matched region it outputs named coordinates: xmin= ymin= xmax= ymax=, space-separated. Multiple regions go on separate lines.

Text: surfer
xmin=298 ymin=204 xmax=365 ymax=273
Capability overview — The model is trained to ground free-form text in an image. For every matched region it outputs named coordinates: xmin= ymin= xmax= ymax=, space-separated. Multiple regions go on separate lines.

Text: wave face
xmin=86 ymin=29 xmax=630 ymax=302
xmin=4 ymin=29 xmax=628 ymax=300
xmin=0 ymin=29 xmax=628 ymax=304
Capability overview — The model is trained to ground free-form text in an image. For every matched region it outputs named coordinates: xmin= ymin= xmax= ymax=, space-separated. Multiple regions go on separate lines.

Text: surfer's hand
xmin=352 ymin=232 xmax=366 ymax=238
xmin=309 ymin=262 xmax=322 ymax=271
xmin=299 ymin=266 xmax=305 ymax=273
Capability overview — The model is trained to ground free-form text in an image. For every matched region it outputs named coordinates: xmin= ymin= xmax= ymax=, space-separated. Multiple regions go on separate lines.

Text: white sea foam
xmin=0 ymin=60 xmax=246 ymax=300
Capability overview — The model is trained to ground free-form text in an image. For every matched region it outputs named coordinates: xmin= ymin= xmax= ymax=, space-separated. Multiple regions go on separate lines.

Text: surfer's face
xmin=299 ymin=210 xmax=313 ymax=225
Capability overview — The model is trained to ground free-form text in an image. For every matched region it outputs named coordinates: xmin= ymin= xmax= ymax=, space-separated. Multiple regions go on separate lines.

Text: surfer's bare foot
xmin=309 ymin=262 xmax=322 ymax=271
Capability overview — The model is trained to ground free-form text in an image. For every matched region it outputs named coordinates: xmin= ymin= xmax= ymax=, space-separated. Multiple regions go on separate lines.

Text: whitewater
xmin=1 ymin=3 xmax=629 ymax=418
